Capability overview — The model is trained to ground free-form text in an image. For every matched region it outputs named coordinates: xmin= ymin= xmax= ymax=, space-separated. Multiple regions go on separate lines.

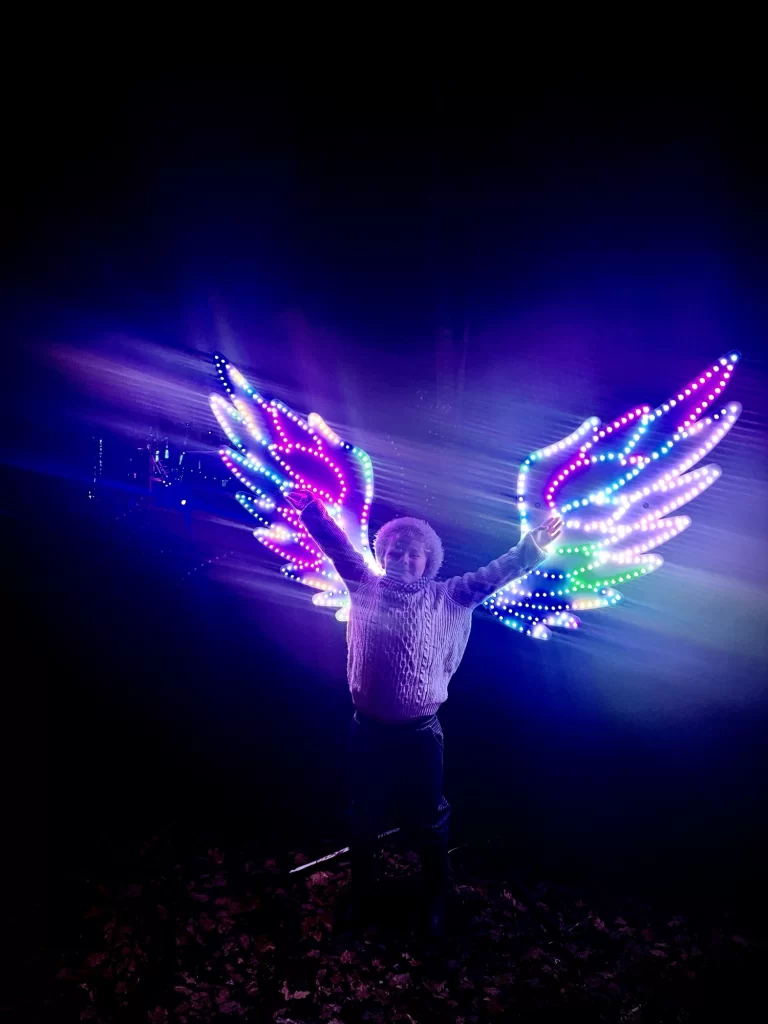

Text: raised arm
xmin=443 ymin=516 xmax=562 ymax=608
xmin=286 ymin=489 xmax=372 ymax=590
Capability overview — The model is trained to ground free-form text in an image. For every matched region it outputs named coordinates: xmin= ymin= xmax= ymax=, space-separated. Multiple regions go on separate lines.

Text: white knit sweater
xmin=301 ymin=498 xmax=548 ymax=722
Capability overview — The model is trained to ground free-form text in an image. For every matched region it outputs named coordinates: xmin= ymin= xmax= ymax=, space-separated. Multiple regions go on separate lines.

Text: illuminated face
xmin=383 ymin=533 xmax=428 ymax=582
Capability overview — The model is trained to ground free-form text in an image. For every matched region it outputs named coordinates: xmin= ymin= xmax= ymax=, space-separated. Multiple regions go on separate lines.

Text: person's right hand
xmin=284 ymin=488 xmax=315 ymax=512
xmin=529 ymin=515 xmax=563 ymax=549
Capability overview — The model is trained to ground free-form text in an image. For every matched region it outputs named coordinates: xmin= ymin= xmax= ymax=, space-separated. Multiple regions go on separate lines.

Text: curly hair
xmin=373 ymin=516 xmax=445 ymax=579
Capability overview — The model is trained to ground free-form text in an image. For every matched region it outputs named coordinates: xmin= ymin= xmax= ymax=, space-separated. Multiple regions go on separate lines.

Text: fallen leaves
xmin=280 ymin=981 xmax=311 ymax=1000
xmin=387 ymin=971 xmax=411 ymax=989
xmin=307 ymin=871 xmax=333 ymax=888
xmin=51 ymin=836 xmax=757 ymax=1024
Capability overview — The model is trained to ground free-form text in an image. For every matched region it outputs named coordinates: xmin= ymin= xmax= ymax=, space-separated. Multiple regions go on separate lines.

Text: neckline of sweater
xmin=378 ymin=574 xmax=434 ymax=592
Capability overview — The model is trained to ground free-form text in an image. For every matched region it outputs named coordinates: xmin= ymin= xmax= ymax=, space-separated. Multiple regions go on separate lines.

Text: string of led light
xmin=210 ymin=356 xmax=380 ymax=617
xmin=486 ymin=353 xmax=741 ymax=638
xmin=211 ymin=351 xmax=741 ymax=640
xmin=214 ymin=355 xmax=375 ymax=556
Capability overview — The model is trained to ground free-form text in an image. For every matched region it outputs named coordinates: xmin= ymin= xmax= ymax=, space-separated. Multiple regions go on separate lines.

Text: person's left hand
xmin=529 ymin=515 xmax=563 ymax=549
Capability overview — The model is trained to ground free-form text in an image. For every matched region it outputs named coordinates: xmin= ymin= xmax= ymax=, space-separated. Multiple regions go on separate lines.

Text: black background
xmin=4 ymin=51 xmax=767 ymax=971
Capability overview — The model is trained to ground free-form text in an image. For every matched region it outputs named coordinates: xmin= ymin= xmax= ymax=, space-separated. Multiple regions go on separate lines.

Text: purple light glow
xmin=210 ymin=351 xmax=742 ymax=641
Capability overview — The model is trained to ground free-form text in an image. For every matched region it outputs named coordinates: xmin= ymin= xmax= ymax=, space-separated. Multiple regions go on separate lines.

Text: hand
xmin=284 ymin=488 xmax=316 ymax=512
xmin=529 ymin=515 xmax=563 ymax=550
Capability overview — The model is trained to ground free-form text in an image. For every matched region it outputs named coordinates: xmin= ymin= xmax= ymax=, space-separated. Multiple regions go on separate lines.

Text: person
xmin=285 ymin=488 xmax=562 ymax=936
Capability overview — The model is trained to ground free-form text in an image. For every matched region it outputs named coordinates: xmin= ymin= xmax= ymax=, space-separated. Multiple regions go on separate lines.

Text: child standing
xmin=286 ymin=489 xmax=561 ymax=935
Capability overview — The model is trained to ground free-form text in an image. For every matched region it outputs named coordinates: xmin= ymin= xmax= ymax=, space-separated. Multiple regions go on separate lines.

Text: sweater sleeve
xmin=300 ymin=497 xmax=373 ymax=589
xmin=443 ymin=531 xmax=548 ymax=609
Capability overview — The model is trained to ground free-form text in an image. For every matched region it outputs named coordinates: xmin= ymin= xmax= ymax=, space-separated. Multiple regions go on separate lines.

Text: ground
xmin=47 ymin=829 xmax=760 ymax=1023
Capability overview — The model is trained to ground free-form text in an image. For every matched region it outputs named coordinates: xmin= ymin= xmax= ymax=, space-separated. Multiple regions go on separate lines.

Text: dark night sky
xmin=7 ymin=61 xmax=763 ymax=347
xmin=4 ymin=54 xmax=767 ymax=922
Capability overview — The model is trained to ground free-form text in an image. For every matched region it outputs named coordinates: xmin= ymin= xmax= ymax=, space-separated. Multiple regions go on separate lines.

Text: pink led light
xmin=213 ymin=356 xmax=381 ymax=602
xmin=514 ymin=355 xmax=740 ymax=633
xmin=216 ymin=352 xmax=740 ymax=640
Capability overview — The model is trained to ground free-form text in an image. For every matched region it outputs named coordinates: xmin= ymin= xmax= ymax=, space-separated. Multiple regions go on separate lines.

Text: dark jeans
xmin=345 ymin=708 xmax=451 ymax=854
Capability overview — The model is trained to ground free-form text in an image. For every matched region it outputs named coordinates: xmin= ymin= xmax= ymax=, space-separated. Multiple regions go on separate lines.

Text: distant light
xmin=180 ymin=499 xmax=187 ymax=506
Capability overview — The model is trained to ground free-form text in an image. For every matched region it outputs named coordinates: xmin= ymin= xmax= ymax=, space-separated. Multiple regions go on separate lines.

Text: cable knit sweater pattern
xmin=300 ymin=498 xmax=547 ymax=722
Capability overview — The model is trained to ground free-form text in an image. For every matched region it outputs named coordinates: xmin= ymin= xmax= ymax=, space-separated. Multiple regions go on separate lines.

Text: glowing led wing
xmin=483 ymin=351 xmax=742 ymax=640
xmin=209 ymin=354 xmax=381 ymax=620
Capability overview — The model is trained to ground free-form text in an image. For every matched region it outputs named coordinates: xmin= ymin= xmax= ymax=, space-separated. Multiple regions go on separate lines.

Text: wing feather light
xmin=488 ymin=351 xmax=742 ymax=639
xmin=210 ymin=351 xmax=741 ymax=639
xmin=209 ymin=354 xmax=381 ymax=622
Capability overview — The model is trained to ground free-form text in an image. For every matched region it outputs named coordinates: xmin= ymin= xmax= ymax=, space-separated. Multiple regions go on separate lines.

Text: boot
xmin=419 ymin=840 xmax=451 ymax=938
xmin=339 ymin=842 xmax=376 ymax=931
